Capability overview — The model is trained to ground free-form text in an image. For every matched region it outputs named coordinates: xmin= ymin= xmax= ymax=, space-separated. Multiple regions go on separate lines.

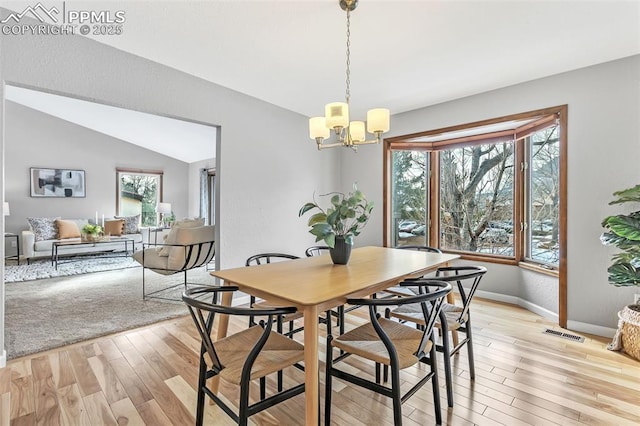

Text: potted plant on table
xmin=299 ymin=183 xmax=373 ymax=265
xmin=82 ymin=223 xmax=103 ymax=242
xmin=600 ymin=184 xmax=640 ymax=360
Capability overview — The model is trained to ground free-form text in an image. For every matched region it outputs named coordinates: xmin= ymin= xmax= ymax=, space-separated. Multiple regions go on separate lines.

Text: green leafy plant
xmin=299 ymin=183 xmax=374 ymax=248
xmin=82 ymin=223 xmax=103 ymax=235
xmin=600 ymin=184 xmax=640 ymax=287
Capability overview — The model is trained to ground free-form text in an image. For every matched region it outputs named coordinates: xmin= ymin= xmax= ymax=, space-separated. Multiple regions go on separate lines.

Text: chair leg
xmin=277 ymin=317 xmax=284 ymax=392
xmin=260 ymin=377 xmax=266 ymax=400
xmin=338 ymin=305 xmax=345 ymax=335
xmin=324 ymin=335 xmax=334 ymax=426
xmin=239 ymin=374 xmax=250 ymax=426
xmin=440 ymin=321 xmax=454 ymax=407
xmin=195 ymin=352 xmax=207 ymax=426
xmin=142 ymin=266 xmax=146 ymax=300
xmin=429 ymin=333 xmax=443 ymax=425
xmin=375 ymin=363 xmax=381 ymax=384
xmin=390 ymin=362 xmax=403 ymax=426
xmin=465 ymin=318 xmax=476 ymax=380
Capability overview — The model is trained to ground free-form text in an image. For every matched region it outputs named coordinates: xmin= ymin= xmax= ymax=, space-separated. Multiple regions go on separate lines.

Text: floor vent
xmin=543 ymin=328 xmax=585 ymax=343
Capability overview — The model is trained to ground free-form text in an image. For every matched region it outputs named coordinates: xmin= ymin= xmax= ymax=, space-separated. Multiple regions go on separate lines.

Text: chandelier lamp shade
xmin=308 ymin=0 xmax=390 ymax=151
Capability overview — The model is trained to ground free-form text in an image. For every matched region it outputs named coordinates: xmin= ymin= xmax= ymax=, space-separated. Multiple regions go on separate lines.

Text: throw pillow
xmin=104 ymin=219 xmax=125 ymax=236
xmin=27 ymin=217 xmax=60 ymax=241
xmin=114 ymin=214 xmax=140 ymax=234
xmin=56 ymin=219 xmax=81 ymax=239
xmin=157 ymin=217 xmax=206 ymax=256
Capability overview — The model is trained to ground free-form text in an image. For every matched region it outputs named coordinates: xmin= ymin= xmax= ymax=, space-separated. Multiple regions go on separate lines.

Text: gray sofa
xmin=21 ymin=217 xmax=144 ymax=262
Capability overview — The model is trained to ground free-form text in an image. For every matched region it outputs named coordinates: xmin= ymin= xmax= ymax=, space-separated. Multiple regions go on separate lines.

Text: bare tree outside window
xmin=391 ymin=151 xmax=429 ymax=247
xmin=527 ymin=126 xmax=560 ymax=265
xmin=440 ymin=142 xmax=514 ymax=255
xmin=384 ymin=107 xmax=564 ymax=273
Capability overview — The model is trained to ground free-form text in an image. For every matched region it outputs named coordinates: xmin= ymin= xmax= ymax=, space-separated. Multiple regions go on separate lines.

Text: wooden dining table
xmin=210 ymin=246 xmax=460 ymax=425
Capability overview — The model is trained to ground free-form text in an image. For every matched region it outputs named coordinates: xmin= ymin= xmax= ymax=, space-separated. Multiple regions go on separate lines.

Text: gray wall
xmin=343 ymin=55 xmax=640 ymax=334
xmin=4 ymin=101 xmax=191 ymax=240
xmin=0 ymin=10 xmax=338 ymax=364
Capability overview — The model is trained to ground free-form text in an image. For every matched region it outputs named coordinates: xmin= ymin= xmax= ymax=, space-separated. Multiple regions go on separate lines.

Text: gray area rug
xmin=5 ymin=265 xmax=215 ymax=359
xmin=4 ymin=254 xmax=140 ymax=283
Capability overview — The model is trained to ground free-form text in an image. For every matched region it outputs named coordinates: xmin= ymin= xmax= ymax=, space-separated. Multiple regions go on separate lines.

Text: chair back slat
xmin=305 ymin=246 xmax=331 ymax=257
xmin=435 ymin=266 xmax=487 ymax=322
xmin=182 ymin=286 xmax=299 ymax=370
xmin=246 ymin=253 xmax=300 ymax=266
xmin=348 ymin=281 xmax=451 ymax=361
xmin=395 ymin=245 xmax=442 ymax=253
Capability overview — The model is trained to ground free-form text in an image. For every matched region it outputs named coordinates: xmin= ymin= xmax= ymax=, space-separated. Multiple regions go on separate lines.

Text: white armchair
xmin=132 ymin=225 xmax=215 ymax=300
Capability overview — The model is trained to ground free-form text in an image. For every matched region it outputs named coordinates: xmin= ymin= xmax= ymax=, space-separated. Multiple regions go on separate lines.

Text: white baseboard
xmin=0 ymin=349 xmax=6 ymax=368
xmin=566 ymin=320 xmax=617 ymax=338
xmin=475 ymin=290 xmax=618 ymax=337
xmin=475 ymin=289 xmax=558 ymax=322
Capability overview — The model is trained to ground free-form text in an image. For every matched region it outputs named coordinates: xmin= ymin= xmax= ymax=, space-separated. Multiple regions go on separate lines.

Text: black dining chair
xmin=304 ymin=245 xmax=331 ymax=257
xmin=324 ymin=280 xmax=452 ymax=425
xmin=246 ymin=253 xmax=303 ymax=336
xmin=383 ymin=245 xmax=444 ymax=297
xmin=388 ymin=265 xmax=487 ymax=407
xmin=182 ymin=286 xmax=305 ymax=426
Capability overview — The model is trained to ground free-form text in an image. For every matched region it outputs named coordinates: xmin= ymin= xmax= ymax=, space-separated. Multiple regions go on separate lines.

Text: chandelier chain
xmin=345 ymin=8 xmax=351 ymax=105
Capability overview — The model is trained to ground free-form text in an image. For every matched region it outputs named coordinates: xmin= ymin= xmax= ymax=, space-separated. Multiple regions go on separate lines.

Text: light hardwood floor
xmin=1 ymin=297 xmax=638 ymax=425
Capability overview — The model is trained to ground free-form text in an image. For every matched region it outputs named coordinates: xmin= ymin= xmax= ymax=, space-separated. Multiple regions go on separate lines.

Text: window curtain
xmin=199 ymin=168 xmax=209 ymax=225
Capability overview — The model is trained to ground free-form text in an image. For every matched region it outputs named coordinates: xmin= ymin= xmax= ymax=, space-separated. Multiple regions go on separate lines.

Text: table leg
xmin=210 ymin=289 xmax=233 ymax=395
xmin=303 ymin=305 xmax=319 ymax=426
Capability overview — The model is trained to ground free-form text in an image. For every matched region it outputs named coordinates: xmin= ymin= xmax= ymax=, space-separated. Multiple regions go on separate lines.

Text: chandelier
xmin=308 ymin=0 xmax=390 ymax=151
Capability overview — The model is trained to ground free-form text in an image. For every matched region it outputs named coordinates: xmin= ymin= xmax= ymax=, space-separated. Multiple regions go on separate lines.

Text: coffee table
xmin=51 ymin=237 xmax=135 ymax=270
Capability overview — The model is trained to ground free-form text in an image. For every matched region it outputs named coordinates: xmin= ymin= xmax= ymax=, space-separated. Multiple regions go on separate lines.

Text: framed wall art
xmin=30 ymin=168 xmax=86 ymax=198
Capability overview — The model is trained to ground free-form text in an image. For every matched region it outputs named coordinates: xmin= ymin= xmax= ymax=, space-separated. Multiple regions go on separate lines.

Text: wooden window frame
xmin=383 ymin=105 xmax=567 ymax=326
xmin=115 ymin=167 xmax=165 ymax=221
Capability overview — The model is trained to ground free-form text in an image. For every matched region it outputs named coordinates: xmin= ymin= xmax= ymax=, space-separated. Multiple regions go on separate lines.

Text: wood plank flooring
xmin=1 ymin=297 xmax=638 ymax=425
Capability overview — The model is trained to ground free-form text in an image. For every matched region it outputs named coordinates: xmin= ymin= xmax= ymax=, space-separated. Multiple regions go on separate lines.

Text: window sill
xmin=519 ymin=261 xmax=559 ymax=277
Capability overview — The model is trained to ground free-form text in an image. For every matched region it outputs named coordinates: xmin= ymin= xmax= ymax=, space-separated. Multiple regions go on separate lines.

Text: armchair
xmin=132 ymin=225 xmax=215 ymax=300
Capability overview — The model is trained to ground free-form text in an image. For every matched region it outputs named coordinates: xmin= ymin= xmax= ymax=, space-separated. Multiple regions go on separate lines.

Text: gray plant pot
xmin=330 ymin=236 xmax=352 ymax=265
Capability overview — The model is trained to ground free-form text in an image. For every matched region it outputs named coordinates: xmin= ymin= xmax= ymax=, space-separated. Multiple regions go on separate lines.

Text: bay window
xmin=384 ymin=105 xmax=566 ymax=271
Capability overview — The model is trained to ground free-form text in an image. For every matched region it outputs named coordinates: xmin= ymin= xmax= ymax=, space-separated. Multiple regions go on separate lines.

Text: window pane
xmin=440 ymin=142 xmax=515 ymax=256
xmin=118 ymin=172 xmax=161 ymax=226
xmin=391 ymin=151 xmax=429 ymax=247
xmin=527 ymin=126 xmax=560 ymax=266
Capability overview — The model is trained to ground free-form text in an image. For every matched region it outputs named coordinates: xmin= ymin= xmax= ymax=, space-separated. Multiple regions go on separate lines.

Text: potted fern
xmin=299 ymin=183 xmax=373 ymax=264
xmin=600 ymin=184 xmax=640 ymax=360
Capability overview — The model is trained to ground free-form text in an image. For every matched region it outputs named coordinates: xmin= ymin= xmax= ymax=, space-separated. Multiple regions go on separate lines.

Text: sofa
xmin=21 ymin=216 xmax=145 ymax=262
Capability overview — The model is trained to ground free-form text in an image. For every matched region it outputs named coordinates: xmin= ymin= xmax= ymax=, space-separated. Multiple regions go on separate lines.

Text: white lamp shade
xmin=309 ymin=117 xmax=330 ymax=139
xmin=157 ymin=202 xmax=172 ymax=214
xmin=3 ymin=202 xmax=9 ymax=216
xmin=367 ymin=108 xmax=390 ymax=133
xmin=325 ymin=102 xmax=349 ymax=129
xmin=349 ymin=121 xmax=366 ymax=143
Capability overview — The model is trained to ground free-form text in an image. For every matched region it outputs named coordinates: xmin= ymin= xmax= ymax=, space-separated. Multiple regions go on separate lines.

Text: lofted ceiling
xmin=5 ymin=85 xmax=217 ymax=163
xmin=3 ymin=0 xmax=639 ymax=159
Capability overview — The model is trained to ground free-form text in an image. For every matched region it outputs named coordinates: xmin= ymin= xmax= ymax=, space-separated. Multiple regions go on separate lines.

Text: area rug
xmin=4 ymin=265 xmax=215 ymax=359
xmin=4 ymin=254 xmax=140 ymax=283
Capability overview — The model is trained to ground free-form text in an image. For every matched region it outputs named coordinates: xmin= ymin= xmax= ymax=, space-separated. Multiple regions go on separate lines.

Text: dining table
xmin=210 ymin=245 xmax=460 ymax=425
